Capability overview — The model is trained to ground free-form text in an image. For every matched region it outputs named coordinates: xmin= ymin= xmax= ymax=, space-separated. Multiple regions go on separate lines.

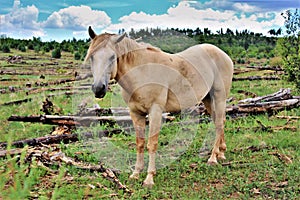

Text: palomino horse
xmin=85 ymin=26 xmax=233 ymax=187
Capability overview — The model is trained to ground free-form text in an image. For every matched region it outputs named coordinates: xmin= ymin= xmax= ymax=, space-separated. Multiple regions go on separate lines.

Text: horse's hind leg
xmin=207 ymin=90 xmax=227 ymax=165
xmin=129 ymin=111 xmax=146 ymax=179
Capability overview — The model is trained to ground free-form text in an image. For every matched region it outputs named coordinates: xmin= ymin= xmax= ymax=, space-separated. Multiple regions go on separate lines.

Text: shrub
xmin=269 ymin=56 xmax=282 ymax=67
xmin=27 ymin=42 xmax=34 ymax=50
xmin=74 ymin=52 xmax=81 ymax=60
xmin=52 ymin=48 xmax=61 ymax=58
xmin=276 ymin=9 xmax=300 ymax=90
xmin=1 ymin=44 xmax=10 ymax=53
xmin=34 ymin=45 xmax=40 ymax=53
xmin=18 ymin=44 xmax=26 ymax=52
xmin=42 ymin=45 xmax=50 ymax=52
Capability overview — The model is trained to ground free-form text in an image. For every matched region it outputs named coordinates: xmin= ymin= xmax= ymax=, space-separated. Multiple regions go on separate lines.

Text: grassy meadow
xmin=0 ymin=38 xmax=299 ymax=200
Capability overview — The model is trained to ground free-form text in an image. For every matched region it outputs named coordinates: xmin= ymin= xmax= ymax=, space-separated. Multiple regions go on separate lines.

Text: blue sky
xmin=0 ymin=0 xmax=299 ymax=41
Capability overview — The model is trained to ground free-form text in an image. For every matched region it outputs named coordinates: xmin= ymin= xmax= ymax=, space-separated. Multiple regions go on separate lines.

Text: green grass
xmin=0 ymin=49 xmax=299 ymax=199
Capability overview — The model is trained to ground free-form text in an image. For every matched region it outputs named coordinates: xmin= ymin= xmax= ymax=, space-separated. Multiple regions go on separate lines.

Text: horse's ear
xmin=88 ymin=26 xmax=96 ymax=39
xmin=113 ymin=33 xmax=126 ymax=44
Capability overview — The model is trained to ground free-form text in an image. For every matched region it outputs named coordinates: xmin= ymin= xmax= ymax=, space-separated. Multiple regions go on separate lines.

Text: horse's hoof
xmin=129 ymin=173 xmax=139 ymax=180
xmin=217 ymin=155 xmax=226 ymax=160
xmin=207 ymin=160 xmax=218 ymax=166
xmin=143 ymin=180 xmax=154 ymax=188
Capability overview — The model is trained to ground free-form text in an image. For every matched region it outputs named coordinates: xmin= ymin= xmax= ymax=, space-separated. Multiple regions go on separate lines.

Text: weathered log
xmin=1 ymin=98 xmax=32 ymax=106
xmin=227 ymin=99 xmax=299 ymax=116
xmin=27 ymin=86 xmax=90 ymax=95
xmin=0 ymin=148 xmax=24 ymax=158
xmin=233 ymin=68 xmax=254 ymax=75
xmin=276 ymin=115 xmax=300 ymax=120
xmin=7 ymin=115 xmax=133 ymax=127
xmin=239 ymin=88 xmax=292 ymax=103
xmin=0 ymin=134 xmax=79 ymax=149
xmin=246 ymin=66 xmax=283 ymax=71
xmin=232 ymin=76 xmax=280 ymax=81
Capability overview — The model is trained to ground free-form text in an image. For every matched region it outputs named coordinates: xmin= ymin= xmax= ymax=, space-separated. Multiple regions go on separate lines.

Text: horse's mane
xmin=85 ymin=33 xmax=161 ymax=64
xmin=115 ymin=37 xmax=161 ymax=65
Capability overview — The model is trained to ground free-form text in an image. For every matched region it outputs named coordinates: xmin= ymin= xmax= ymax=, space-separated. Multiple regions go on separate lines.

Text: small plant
xmin=52 ymin=48 xmax=61 ymax=58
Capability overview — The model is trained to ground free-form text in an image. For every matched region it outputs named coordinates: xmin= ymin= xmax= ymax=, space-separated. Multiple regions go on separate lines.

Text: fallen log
xmin=239 ymin=88 xmax=292 ymax=103
xmin=27 ymin=86 xmax=90 ymax=95
xmin=276 ymin=115 xmax=300 ymax=120
xmin=246 ymin=66 xmax=283 ymax=71
xmin=232 ymin=76 xmax=280 ymax=81
xmin=0 ymin=148 xmax=24 ymax=158
xmin=227 ymin=99 xmax=299 ymax=116
xmin=233 ymin=68 xmax=254 ymax=75
xmin=7 ymin=96 xmax=299 ymax=127
xmin=0 ymin=127 xmax=132 ymax=149
xmin=1 ymin=98 xmax=32 ymax=106
xmin=7 ymin=115 xmax=133 ymax=126
xmin=0 ymin=134 xmax=79 ymax=149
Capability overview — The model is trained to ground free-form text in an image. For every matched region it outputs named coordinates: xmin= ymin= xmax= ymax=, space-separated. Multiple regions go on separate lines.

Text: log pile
xmin=7 ymin=88 xmax=300 ymax=126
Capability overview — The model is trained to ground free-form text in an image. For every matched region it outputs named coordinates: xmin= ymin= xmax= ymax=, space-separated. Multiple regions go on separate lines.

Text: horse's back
xmin=177 ymin=43 xmax=233 ymax=96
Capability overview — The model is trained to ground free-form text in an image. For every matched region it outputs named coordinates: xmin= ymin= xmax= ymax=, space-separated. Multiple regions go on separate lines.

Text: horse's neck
xmin=115 ymin=38 xmax=142 ymax=57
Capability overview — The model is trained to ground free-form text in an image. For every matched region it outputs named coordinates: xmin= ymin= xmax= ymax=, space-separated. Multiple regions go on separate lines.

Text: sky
xmin=0 ymin=0 xmax=299 ymax=41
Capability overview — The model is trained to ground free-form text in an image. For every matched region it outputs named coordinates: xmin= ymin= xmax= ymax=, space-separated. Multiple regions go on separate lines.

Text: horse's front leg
xmin=207 ymin=92 xmax=227 ymax=165
xmin=129 ymin=111 xmax=146 ymax=179
xmin=143 ymin=104 xmax=162 ymax=187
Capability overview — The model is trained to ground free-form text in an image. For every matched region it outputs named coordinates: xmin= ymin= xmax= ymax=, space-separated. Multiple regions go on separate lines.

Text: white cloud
xmin=0 ymin=4 xmax=45 ymax=38
xmin=233 ymin=3 xmax=259 ymax=13
xmin=42 ymin=5 xmax=111 ymax=30
xmin=104 ymin=1 xmax=285 ymax=35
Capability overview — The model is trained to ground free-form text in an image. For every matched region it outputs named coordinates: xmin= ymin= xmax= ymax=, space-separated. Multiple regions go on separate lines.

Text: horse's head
xmin=86 ymin=26 xmax=126 ymax=98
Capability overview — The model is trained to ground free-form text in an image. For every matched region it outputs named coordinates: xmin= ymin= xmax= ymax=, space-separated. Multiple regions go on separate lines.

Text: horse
xmin=85 ymin=26 xmax=233 ymax=187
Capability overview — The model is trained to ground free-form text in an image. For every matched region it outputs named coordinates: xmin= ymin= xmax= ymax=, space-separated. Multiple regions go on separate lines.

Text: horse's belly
xmin=165 ymin=87 xmax=207 ymax=112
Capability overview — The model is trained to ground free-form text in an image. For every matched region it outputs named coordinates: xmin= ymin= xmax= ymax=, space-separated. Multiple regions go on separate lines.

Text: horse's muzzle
xmin=92 ymin=84 xmax=107 ymax=98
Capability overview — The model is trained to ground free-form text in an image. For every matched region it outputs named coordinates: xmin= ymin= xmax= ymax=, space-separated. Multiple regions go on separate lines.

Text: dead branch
xmin=5 ymin=145 xmax=132 ymax=193
xmin=233 ymin=145 xmax=277 ymax=153
xmin=54 ymin=152 xmax=131 ymax=192
xmin=269 ymin=152 xmax=293 ymax=164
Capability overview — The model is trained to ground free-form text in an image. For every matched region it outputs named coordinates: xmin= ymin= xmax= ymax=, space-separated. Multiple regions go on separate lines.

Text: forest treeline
xmin=0 ymin=27 xmax=278 ymax=64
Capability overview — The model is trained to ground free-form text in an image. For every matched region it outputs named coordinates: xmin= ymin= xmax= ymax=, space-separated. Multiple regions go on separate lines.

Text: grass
xmin=0 ymin=49 xmax=299 ymax=199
